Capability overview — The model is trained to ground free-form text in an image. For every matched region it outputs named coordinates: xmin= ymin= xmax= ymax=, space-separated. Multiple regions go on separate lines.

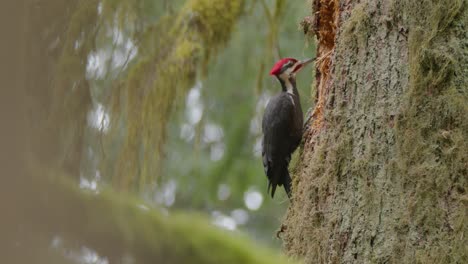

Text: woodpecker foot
xmin=276 ymin=224 xmax=288 ymax=239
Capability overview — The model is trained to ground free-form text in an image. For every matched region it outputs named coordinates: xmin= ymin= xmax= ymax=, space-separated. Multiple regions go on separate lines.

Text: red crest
xmin=269 ymin=58 xmax=297 ymax=75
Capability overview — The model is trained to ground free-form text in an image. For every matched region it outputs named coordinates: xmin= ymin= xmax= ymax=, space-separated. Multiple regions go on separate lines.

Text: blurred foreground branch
xmin=2 ymin=172 xmax=293 ymax=264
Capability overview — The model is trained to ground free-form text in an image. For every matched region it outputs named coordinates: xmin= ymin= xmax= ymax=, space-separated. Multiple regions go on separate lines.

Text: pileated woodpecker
xmin=262 ymin=57 xmax=314 ymax=198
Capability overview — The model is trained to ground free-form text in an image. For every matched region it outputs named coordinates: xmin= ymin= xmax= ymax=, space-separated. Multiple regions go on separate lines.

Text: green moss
xmin=341 ymin=2 xmax=372 ymax=50
xmin=285 ymin=0 xmax=467 ymax=262
xmin=394 ymin=0 xmax=468 ymax=262
xmin=104 ymin=0 xmax=245 ymax=189
xmin=7 ymin=173 xmax=293 ymax=264
xmin=45 ymin=1 xmax=99 ymax=177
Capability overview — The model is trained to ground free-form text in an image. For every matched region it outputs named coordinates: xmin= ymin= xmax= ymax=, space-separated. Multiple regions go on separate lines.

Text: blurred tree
xmin=3 ymin=0 xmax=307 ymax=261
xmin=2 ymin=0 xmax=314 ymax=262
xmin=283 ymin=0 xmax=468 ymax=263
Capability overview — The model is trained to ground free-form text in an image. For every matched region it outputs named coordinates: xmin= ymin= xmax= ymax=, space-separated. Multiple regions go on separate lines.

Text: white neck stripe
xmin=285 ymin=79 xmax=294 ymax=94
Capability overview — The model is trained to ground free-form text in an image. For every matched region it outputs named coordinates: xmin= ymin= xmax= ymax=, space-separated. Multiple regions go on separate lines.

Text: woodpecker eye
xmin=269 ymin=58 xmax=298 ymax=75
xmin=281 ymin=61 xmax=293 ymax=72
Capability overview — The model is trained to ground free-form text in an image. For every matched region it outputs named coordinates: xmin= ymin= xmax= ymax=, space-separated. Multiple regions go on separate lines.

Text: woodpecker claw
xmin=276 ymin=224 xmax=288 ymax=239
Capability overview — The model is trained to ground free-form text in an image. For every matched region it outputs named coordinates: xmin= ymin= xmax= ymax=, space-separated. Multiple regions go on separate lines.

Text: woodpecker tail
xmin=267 ymin=163 xmax=292 ymax=199
xmin=283 ymin=171 xmax=292 ymax=198
xmin=267 ymin=181 xmax=276 ymax=198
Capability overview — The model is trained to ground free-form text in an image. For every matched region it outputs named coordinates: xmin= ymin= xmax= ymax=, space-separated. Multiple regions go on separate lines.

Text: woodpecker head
xmin=269 ymin=57 xmax=314 ymax=81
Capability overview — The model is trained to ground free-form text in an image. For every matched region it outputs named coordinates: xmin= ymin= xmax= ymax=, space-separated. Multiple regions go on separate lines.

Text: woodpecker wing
xmin=262 ymin=93 xmax=296 ymax=198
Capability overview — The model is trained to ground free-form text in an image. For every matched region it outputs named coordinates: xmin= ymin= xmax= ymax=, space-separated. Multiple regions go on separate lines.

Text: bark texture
xmin=284 ymin=0 xmax=468 ymax=263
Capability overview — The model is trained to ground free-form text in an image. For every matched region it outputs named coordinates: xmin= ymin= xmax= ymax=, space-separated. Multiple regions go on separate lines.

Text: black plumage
xmin=262 ymin=76 xmax=303 ymax=198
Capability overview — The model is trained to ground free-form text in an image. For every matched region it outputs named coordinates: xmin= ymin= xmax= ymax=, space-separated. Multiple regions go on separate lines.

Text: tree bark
xmin=284 ymin=0 xmax=468 ymax=263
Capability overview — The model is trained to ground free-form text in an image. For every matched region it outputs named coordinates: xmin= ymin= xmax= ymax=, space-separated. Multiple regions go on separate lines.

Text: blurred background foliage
xmin=160 ymin=1 xmax=315 ymax=244
xmin=25 ymin=0 xmax=315 ymax=251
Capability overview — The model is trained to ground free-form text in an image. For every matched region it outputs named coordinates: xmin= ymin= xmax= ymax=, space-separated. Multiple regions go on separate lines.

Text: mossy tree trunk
xmin=284 ymin=0 xmax=467 ymax=263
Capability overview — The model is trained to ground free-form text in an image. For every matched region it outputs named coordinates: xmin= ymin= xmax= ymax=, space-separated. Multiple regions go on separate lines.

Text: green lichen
xmin=105 ymin=0 xmax=245 ymax=189
xmin=5 ymin=171 xmax=295 ymax=264
xmin=285 ymin=0 xmax=467 ymax=262
xmin=341 ymin=2 xmax=372 ymax=50
xmin=46 ymin=1 xmax=99 ymax=178
xmin=394 ymin=0 xmax=468 ymax=262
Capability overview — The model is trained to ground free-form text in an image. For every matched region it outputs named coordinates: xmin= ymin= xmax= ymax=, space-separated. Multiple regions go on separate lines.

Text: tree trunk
xmin=284 ymin=0 xmax=467 ymax=263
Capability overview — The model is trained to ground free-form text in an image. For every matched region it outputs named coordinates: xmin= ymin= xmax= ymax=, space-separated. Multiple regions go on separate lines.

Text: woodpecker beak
xmin=292 ymin=58 xmax=315 ymax=74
